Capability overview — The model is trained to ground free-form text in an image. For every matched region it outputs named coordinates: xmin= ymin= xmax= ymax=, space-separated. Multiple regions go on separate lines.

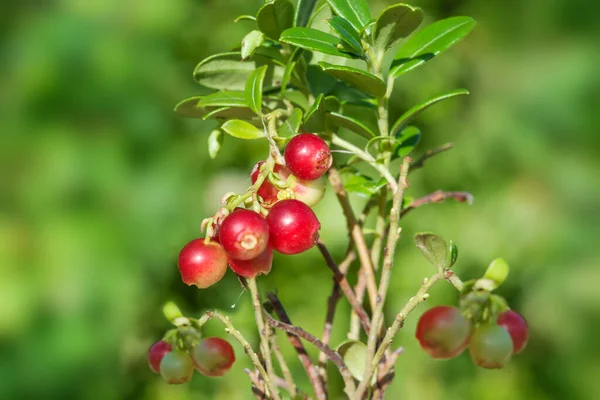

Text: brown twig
xmin=245 ymin=368 xmax=267 ymax=400
xmin=374 ymin=347 xmax=405 ymax=399
xmin=270 ymin=329 xmax=297 ymax=398
xmin=401 ymin=190 xmax=474 ymax=217
xmin=266 ymin=293 xmax=327 ymax=400
xmin=317 ymin=240 xmax=371 ymax=333
xmin=409 ymin=143 xmax=454 ymax=171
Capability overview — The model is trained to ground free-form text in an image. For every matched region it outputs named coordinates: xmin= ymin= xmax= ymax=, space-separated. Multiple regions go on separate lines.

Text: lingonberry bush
xmin=149 ymin=1 xmax=529 ymax=398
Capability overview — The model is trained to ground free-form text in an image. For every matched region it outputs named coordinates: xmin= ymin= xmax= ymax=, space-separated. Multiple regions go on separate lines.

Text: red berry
xmin=251 ymin=162 xmax=291 ymax=206
xmin=148 ymin=340 xmax=172 ymax=373
xmin=219 ymin=209 xmax=269 ymax=260
xmin=193 ymin=337 xmax=236 ymax=377
xmin=178 ymin=239 xmax=228 ymax=288
xmin=469 ymin=324 xmax=513 ymax=369
xmin=228 ymin=244 xmax=273 ymax=278
xmin=160 ymin=350 xmax=194 ymax=384
xmin=415 ymin=306 xmax=471 ymax=359
xmin=266 ymin=199 xmax=320 ymax=255
xmin=497 ymin=310 xmax=528 ymax=354
xmin=284 ymin=133 xmax=332 ymax=180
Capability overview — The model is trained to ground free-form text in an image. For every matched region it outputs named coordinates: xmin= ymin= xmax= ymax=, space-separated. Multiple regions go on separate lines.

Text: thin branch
xmin=409 ymin=143 xmax=454 ymax=171
xmin=401 ymin=190 xmax=474 ymax=217
xmin=374 ymin=347 xmax=405 ymax=399
xmin=270 ymin=329 xmax=297 ymax=398
xmin=266 ymin=293 xmax=327 ymax=400
xmin=358 ymin=157 xmax=411 ymax=399
xmin=245 ymin=368 xmax=267 ymax=400
xmin=264 ymin=312 xmax=357 ymax=399
xmin=349 ymin=271 xmax=367 ymax=340
xmin=317 ymin=240 xmax=371 ymax=333
xmin=327 ymin=166 xmax=378 ymax=312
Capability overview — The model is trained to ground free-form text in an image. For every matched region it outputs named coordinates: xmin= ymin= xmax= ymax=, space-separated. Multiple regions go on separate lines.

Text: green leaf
xmin=390 ymin=89 xmax=469 ymax=136
xmin=280 ymin=27 xmax=354 ymax=58
xmin=208 ymin=129 xmax=224 ymax=159
xmin=393 ymin=126 xmax=420 ymax=159
xmin=241 ymin=30 xmax=265 ymax=60
xmin=326 ymin=0 xmax=372 ymax=32
xmin=197 ymin=91 xmax=248 ymax=108
xmin=448 ymin=241 xmax=458 ymax=268
xmin=304 ymin=93 xmax=324 ymax=123
xmin=326 ymin=112 xmax=375 ymax=139
xmin=202 ymin=107 xmax=256 ymax=121
xmin=257 ymin=0 xmax=294 ymax=40
xmin=278 ymin=108 xmax=303 ymax=137
xmin=283 ymin=90 xmax=310 ymax=110
xmin=337 ymin=340 xmax=367 ymax=380
xmin=235 ymin=15 xmax=256 ymax=23
xmin=280 ymin=61 xmax=296 ymax=95
xmin=482 ymin=258 xmax=509 ymax=290
xmin=245 ymin=65 xmax=268 ymax=115
xmin=374 ymin=4 xmax=423 ymax=50
xmin=221 ymin=120 xmax=265 ymax=140
xmin=342 ymin=171 xmax=387 ymax=196
xmin=174 ymin=96 xmax=206 ymax=118
xmin=414 ymin=232 xmax=449 ymax=269
xmin=327 ymin=16 xmax=362 ymax=53
xmin=390 ymin=16 xmax=476 ymax=78
xmin=295 ymin=0 xmax=317 ymax=27
xmin=307 ymin=65 xmax=337 ymax=96
xmin=194 ymin=52 xmax=285 ymax=91
xmin=318 ymin=62 xmax=386 ymax=98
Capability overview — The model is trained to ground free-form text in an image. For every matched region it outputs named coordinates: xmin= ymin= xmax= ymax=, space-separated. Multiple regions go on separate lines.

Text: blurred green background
xmin=1 ymin=0 xmax=598 ymax=399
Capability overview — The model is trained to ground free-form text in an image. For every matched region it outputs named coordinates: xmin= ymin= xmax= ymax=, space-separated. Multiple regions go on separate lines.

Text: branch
xmin=317 ymin=240 xmax=371 ymax=333
xmin=358 ymin=157 xmax=411 ymax=399
xmin=266 ymin=293 xmax=327 ymax=400
xmin=373 ymin=347 xmax=405 ymax=399
xmin=245 ymin=368 xmax=267 ymax=400
xmin=269 ymin=332 xmax=297 ymax=398
xmin=264 ymin=312 xmax=357 ymax=399
xmin=401 ymin=190 xmax=473 ymax=217
xmin=409 ymin=143 xmax=454 ymax=171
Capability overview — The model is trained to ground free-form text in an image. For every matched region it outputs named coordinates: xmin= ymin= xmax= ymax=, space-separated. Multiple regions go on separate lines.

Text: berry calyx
xmin=148 ymin=340 xmax=172 ymax=373
xmin=497 ymin=310 xmax=528 ymax=354
xmin=251 ymin=162 xmax=290 ymax=207
xmin=228 ymin=244 xmax=273 ymax=278
xmin=266 ymin=199 xmax=320 ymax=255
xmin=415 ymin=306 xmax=471 ymax=359
xmin=469 ymin=324 xmax=513 ymax=369
xmin=178 ymin=239 xmax=228 ymax=288
xmin=193 ymin=337 xmax=236 ymax=377
xmin=160 ymin=350 xmax=194 ymax=384
xmin=284 ymin=133 xmax=332 ymax=181
xmin=219 ymin=209 xmax=269 ymax=260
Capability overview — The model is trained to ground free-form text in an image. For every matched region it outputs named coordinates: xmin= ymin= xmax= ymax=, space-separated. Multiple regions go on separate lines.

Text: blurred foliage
xmin=1 ymin=0 xmax=599 ymax=399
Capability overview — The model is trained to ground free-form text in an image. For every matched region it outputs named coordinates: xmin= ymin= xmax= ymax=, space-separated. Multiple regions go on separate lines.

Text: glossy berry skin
xmin=469 ymin=324 xmax=513 ymax=369
xmin=251 ymin=162 xmax=290 ymax=206
xmin=219 ymin=209 xmax=269 ymax=260
xmin=266 ymin=199 xmax=320 ymax=255
xmin=415 ymin=306 xmax=471 ymax=359
xmin=148 ymin=340 xmax=173 ymax=373
xmin=178 ymin=239 xmax=228 ymax=288
xmin=288 ymin=175 xmax=326 ymax=207
xmin=160 ymin=350 xmax=194 ymax=384
xmin=497 ymin=310 xmax=528 ymax=354
xmin=228 ymin=244 xmax=273 ymax=278
xmin=193 ymin=337 xmax=236 ymax=377
xmin=284 ymin=133 xmax=332 ymax=181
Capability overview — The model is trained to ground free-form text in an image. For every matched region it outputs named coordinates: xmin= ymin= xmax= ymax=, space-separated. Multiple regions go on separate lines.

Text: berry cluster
xmin=148 ymin=337 xmax=235 ymax=384
xmin=176 ymin=133 xmax=331 ymax=287
xmin=416 ymin=306 xmax=528 ymax=368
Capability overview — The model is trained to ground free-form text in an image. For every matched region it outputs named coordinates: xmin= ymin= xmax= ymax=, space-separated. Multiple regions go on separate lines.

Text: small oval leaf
xmin=326 ymin=112 xmax=375 ymax=139
xmin=326 ymin=0 xmax=372 ymax=32
xmin=221 ymin=119 xmax=265 ymax=140
xmin=246 ymin=65 xmax=268 ymax=114
xmin=393 ymin=126 xmax=421 ymax=159
xmin=414 ymin=232 xmax=449 ymax=269
xmin=174 ymin=96 xmax=207 ymax=118
xmin=375 ymin=4 xmax=423 ymax=50
xmin=327 ymin=16 xmax=362 ymax=53
xmin=483 ymin=258 xmax=509 ymax=289
xmin=278 ymin=108 xmax=303 ymax=137
xmin=241 ymin=30 xmax=265 ymax=60
xmin=280 ymin=27 xmax=355 ymax=58
xmin=295 ymin=0 xmax=318 ymax=28
xmin=197 ymin=91 xmax=248 ymax=108
xmin=208 ymin=129 xmax=224 ymax=159
xmin=257 ymin=0 xmax=294 ymax=40
xmin=337 ymin=340 xmax=368 ymax=380
xmin=318 ymin=62 xmax=386 ymax=98
xmin=390 ymin=16 xmax=476 ymax=78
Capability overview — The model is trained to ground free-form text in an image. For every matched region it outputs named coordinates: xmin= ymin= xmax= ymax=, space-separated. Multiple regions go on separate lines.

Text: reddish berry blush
xmin=266 ymin=199 xmax=320 ymax=255
xmin=178 ymin=239 xmax=228 ymax=288
xmin=415 ymin=306 xmax=471 ymax=359
xmin=284 ymin=133 xmax=332 ymax=181
xmin=497 ymin=310 xmax=528 ymax=354
xmin=219 ymin=209 xmax=269 ymax=260
xmin=193 ymin=337 xmax=236 ymax=377
xmin=251 ymin=161 xmax=291 ymax=206
xmin=148 ymin=340 xmax=172 ymax=373
xmin=228 ymin=244 xmax=273 ymax=278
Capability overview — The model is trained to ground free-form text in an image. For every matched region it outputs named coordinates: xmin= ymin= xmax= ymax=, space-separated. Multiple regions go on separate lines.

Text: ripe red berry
xmin=469 ymin=324 xmax=513 ymax=369
xmin=148 ymin=340 xmax=173 ymax=373
xmin=160 ymin=350 xmax=194 ymax=384
xmin=193 ymin=337 xmax=236 ymax=377
xmin=219 ymin=209 xmax=269 ymax=260
xmin=228 ymin=244 xmax=273 ymax=278
xmin=284 ymin=133 xmax=332 ymax=180
xmin=497 ymin=310 xmax=528 ymax=354
xmin=415 ymin=306 xmax=471 ymax=359
xmin=251 ymin=161 xmax=290 ymax=206
xmin=178 ymin=239 xmax=228 ymax=288
xmin=266 ymin=199 xmax=320 ymax=255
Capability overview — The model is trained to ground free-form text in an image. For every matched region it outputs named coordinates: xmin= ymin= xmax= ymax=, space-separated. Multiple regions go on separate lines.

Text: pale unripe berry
xmin=148 ymin=340 xmax=172 ymax=373
xmin=193 ymin=337 xmax=236 ymax=377
xmin=160 ymin=350 xmax=194 ymax=384
xmin=469 ymin=325 xmax=513 ymax=369
xmin=416 ymin=306 xmax=471 ymax=359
